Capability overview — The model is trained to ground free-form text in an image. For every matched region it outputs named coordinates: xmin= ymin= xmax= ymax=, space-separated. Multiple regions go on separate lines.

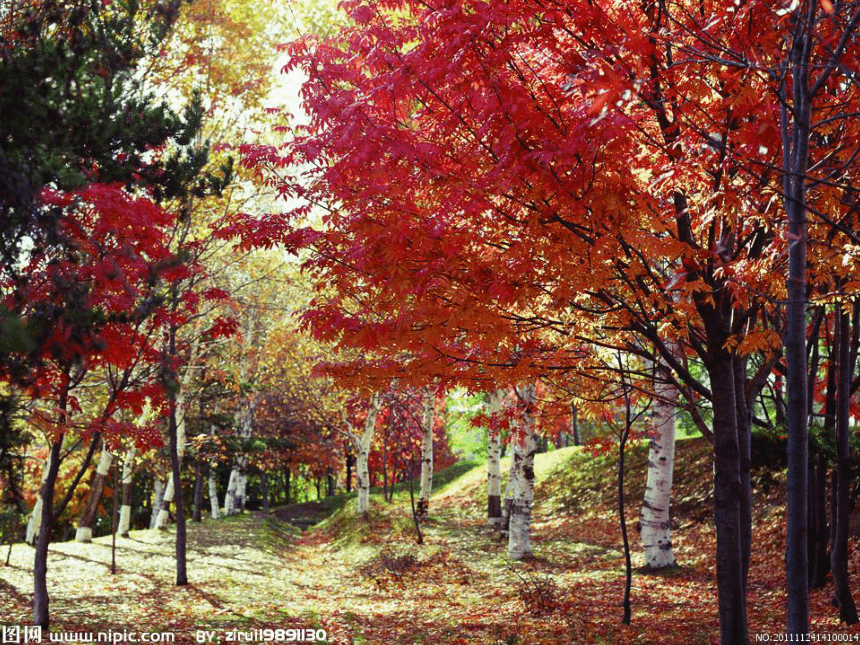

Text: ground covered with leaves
xmin=3 ymin=440 xmax=860 ymax=644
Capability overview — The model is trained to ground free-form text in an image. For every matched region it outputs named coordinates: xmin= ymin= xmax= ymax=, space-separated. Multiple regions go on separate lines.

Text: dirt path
xmin=0 ymin=497 xmax=579 ymax=645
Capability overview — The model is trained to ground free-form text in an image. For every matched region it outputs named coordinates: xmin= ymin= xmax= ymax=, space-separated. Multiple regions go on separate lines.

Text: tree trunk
xmin=229 ymin=399 xmax=254 ymax=514
xmin=357 ymin=393 xmax=381 ymax=514
xmin=26 ymin=450 xmax=56 ymax=546
xmin=781 ymin=13 xmax=814 ymax=634
xmin=619 ymin=421 xmax=632 ymax=625
xmin=111 ymin=461 xmax=118 ymax=574
xmin=417 ymin=387 xmax=436 ymax=517
xmin=234 ymin=456 xmax=249 ymax=513
xmin=832 ymin=310 xmax=858 ymax=623
xmin=500 ymin=451 xmax=517 ymax=534
xmin=33 ymin=437 xmax=63 ymax=629
xmin=149 ymin=477 xmax=166 ymax=529
xmin=283 ymin=466 xmax=291 ymax=505
xmin=168 ymin=390 xmax=187 ymax=586
xmin=224 ymin=468 xmax=238 ymax=516
xmin=118 ymin=447 xmax=137 ymax=537
xmin=708 ymin=351 xmax=749 ymax=645
xmin=640 ymin=367 xmax=677 ymax=569
xmin=262 ymin=471 xmax=270 ymax=513
xmin=208 ymin=461 xmax=220 ymax=519
xmin=733 ymin=356 xmax=753 ymax=589
xmin=325 ymin=469 xmax=335 ymax=497
xmin=192 ymin=460 xmax=204 ymax=523
xmin=808 ymin=453 xmax=829 ymax=588
xmin=75 ymin=444 xmax=113 ymax=542
xmin=571 ymin=403 xmax=581 ymax=446
xmin=155 ymin=473 xmax=175 ymax=530
xmin=345 ymin=454 xmax=353 ymax=493
xmin=487 ymin=390 xmax=504 ymax=528
xmin=508 ymin=383 xmax=536 ymax=560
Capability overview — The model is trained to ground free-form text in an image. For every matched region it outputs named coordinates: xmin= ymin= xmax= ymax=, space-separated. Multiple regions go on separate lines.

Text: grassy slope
xmin=2 ymin=441 xmax=860 ymax=644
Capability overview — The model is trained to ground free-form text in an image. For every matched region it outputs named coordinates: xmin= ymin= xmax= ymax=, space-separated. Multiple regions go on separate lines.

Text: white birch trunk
xmin=225 ymin=398 xmax=254 ymax=515
xmin=356 ymin=393 xmax=381 ymax=514
xmin=500 ymin=449 xmax=517 ymax=534
xmin=224 ymin=468 xmax=238 ymax=516
xmin=487 ymin=389 xmax=504 ymax=528
xmin=417 ymin=388 xmax=436 ymax=516
xmin=149 ymin=477 xmax=166 ymax=529
xmin=208 ymin=461 xmax=220 ymax=519
xmin=154 ymin=473 xmax=175 ymax=530
xmin=234 ymin=400 xmax=254 ymax=513
xmin=640 ymin=368 xmax=677 ymax=568
xmin=508 ymin=383 xmax=537 ymax=560
xmin=117 ymin=447 xmax=137 ymax=537
xmin=26 ymin=450 xmax=55 ymax=545
xmin=234 ymin=455 xmax=249 ymax=512
xmin=75 ymin=447 xmax=114 ymax=542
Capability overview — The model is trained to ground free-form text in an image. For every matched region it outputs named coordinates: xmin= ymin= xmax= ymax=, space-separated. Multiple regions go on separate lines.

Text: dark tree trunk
xmin=733 ymin=357 xmax=752 ymax=589
xmin=409 ymin=466 xmax=423 ymax=545
xmin=192 ymin=461 xmax=203 ymax=523
xmin=571 ymin=404 xmax=581 ymax=446
xmin=33 ymin=438 xmax=63 ymax=629
xmin=809 ymin=453 xmax=830 ymax=588
xmin=345 ymin=453 xmax=353 ymax=493
xmin=326 ymin=468 xmax=335 ymax=497
xmin=261 ymin=471 xmax=269 ymax=514
xmin=111 ymin=461 xmax=118 ymax=574
xmin=709 ymin=351 xmax=749 ymax=645
xmin=166 ymin=324 xmax=187 ymax=586
xmin=169 ymin=410 xmax=187 ymax=585
xmin=619 ymin=426 xmax=632 ymax=625
xmin=284 ymin=466 xmax=291 ymax=505
xmin=832 ymin=310 xmax=858 ymax=623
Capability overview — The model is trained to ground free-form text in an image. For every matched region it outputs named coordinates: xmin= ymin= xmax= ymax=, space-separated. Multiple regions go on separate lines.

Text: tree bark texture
xmin=487 ymin=390 xmax=504 ymax=528
xmin=640 ymin=365 xmax=677 ymax=569
xmin=832 ymin=310 xmax=858 ymax=623
xmin=75 ymin=444 xmax=114 ymax=543
xmin=357 ymin=393 xmax=381 ymax=514
xmin=208 ymin=461 xmax=220 ymax=520
xmin=26 ymin=450 xmax=55 ymax=546
xmin=508 ymin=383 xmax=537 ymax=560
xmin=118 ymin=447 xmax=137 ymax=537
xmin=33 ymin=438 xmax=63 ymax=629
xmin=417 ymin=387 xmax=436 ymax=517
xmin=708 ymin=351 xmax=749 ymax=645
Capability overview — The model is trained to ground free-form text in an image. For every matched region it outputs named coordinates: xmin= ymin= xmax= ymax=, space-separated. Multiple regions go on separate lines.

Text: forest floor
xmin=3 ymin=439 xmax=860 ymax=644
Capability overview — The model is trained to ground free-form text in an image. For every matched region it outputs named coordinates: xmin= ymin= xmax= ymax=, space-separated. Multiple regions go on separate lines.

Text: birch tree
xmin=231 ymin=399 xmax=256 ymax=513
xmin=508 ymin=383 xmax=537 ymax=560
xmin=486 ymin=389 xmax=505 ymax=529
xmin=640 ymin=364 xmax=677 ymax=569
xmin=25 ymin=450 xmax=54 ymax=546
xmin=149 ymin=477 xmax=166 ymax=530
xmin=416 ymin=387 xmax=436 ymax=517
xmin=117 ymin=447 xmax=137 ymax=537
xmin=208 ymin=460 xmax=221 ymax=519
xmin=223 ymin=468 xmax=239 ymax=516
xmin=356 ymin=393 xmax=381 ymax=514
xmin=75 ymin=444 xmax=114 ymax=542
